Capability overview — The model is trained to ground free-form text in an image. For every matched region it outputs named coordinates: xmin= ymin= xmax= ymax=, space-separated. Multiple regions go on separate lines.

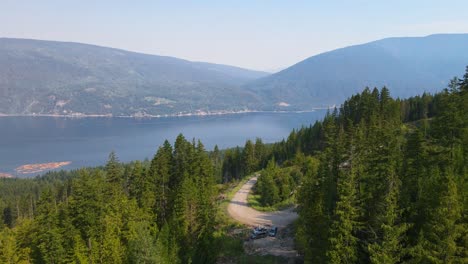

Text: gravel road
xmin=227 ymin=176 xmax=298 ymax=227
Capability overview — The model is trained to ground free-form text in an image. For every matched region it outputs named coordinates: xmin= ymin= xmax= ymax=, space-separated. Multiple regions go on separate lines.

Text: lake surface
xmin=0 ymin=111 xmax=327 ymax=177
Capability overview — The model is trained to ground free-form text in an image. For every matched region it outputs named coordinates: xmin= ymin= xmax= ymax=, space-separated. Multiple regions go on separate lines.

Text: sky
xmin=1 ymin=0 xmax=468 ymax=71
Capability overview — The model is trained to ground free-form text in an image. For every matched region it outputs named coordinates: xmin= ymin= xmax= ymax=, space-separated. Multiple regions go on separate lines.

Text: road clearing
xmin=227 ymin=176 xmax=298 ymax=228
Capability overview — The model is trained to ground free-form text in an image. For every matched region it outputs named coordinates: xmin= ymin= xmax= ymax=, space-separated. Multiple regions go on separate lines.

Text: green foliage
xmin=256 ymin=159 xmax=280 ymax=206
xmin=105 ymin=151 xmax=123 ymax=185
xmin=326 ymin=169 xmax=360 ymax=264
xmin=293 ymin=69 xmax=467 ymax=263
xmin=221 ymin=138 xmax=271 ymax=182
xmin=254 ymin=161 xmax=306 ymax=208
xmin=0 ymin=136 xmax=219 ymax=263
xmin=0 ymin=224 xmax=31 ymax=264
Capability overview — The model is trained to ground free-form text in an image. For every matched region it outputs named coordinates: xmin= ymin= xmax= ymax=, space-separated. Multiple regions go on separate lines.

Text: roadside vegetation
xmin=248 ymin=157 xmax=319 ymax=212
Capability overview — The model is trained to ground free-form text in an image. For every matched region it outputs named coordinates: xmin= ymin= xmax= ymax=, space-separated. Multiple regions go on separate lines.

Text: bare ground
xmin=227 ymin=176 xmax=298 ymax=228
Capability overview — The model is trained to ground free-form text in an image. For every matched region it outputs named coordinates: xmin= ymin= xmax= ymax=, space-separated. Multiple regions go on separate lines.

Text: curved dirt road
xmin=227 ymin=176 xmax=298 ymax=227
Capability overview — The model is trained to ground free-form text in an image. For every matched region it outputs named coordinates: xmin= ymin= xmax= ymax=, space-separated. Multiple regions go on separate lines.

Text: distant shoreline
xmin=0 ymin=108 xmax=332 ymax=119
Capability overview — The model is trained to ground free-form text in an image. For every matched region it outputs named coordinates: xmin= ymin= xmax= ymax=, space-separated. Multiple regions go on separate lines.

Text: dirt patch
xmin=244 ymin=226 xmax=299 ymax=259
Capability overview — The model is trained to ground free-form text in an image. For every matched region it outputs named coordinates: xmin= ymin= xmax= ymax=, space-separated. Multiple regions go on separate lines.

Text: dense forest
xmin=291 ymin=71 xmax=466 ymax=263
xmin=225 ymin=68 xmax=467 ymax=263
xmin=1 ymin=67 xmax=467 ymax=263
xmin=0 ymin=136 xmax=218 ymax=263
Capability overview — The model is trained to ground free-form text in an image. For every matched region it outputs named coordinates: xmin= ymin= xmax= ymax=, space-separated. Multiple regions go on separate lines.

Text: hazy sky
xmin=2 ymin=0 xmax=468 ymax=71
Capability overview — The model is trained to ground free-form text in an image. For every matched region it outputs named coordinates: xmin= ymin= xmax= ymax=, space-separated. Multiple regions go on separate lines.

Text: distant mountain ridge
xmin=245 ymin=34 xmax=468 ymax=109
xmin=0 ymin=34 xmax=467 ymax=116
xmin=0 ymin=38 xmax=268 ymax=116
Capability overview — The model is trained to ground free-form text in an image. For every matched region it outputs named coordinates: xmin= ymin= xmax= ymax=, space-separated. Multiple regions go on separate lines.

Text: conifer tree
xmin=255 ymin=138 xmax=267 ymax=168
xmin=105 ymin=151 xmax=123 ymax=184
xmin=368 ymin=179 xmax=407 ymax=264
xmin=401 ymin=130 xmax=427 ymax=241
xmin=257 ymin=159 xmax=280 ymax=206
xmin=126 ymin=220 xmax=159 ymax=264
xmin=211 ymin=145 xmax=223 ymax=183
xmin=243 ymin=139 xmax=257 ymax=175
xmin=296 ymin=160 xmax=329 ymax=263
xmin=33 ymin=189 xmax=67 ymax=263
xmin=0 ymin=226 xmax=31 ymax=264
xmin=420 ymin=170 xmax=463 ymax=263
xmin=128 ymin=161 xmax=149 ymax=208
xmin=150 ymin=140 xmax=173 ymax=226
xmin=326 ymin=169 xmax=360 ymax=264
xmin=155 ymin=223 xmax=180 ymax=264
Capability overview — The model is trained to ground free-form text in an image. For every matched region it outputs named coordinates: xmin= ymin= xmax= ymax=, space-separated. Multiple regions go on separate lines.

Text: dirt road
xmin=227 ymin=176 xmax=298 ymax=228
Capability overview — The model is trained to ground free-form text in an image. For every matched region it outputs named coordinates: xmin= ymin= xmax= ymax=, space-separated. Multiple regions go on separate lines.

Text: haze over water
xmin=0 ymin=111 xmax=327 ymax=177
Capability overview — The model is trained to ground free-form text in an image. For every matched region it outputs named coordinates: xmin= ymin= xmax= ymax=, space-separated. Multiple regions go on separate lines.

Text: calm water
xmin=0 ymin=111 xmax=326 ymax=177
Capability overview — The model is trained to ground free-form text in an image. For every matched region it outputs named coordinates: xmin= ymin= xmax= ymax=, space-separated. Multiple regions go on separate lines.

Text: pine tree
xmin=420 ymin=170 xmax=463 ymax=263
xmin=326 ymin=169 xmax=360 ymax=263
xmin=105 ymin=151 xmax=123 ymax=185
xmin=0 ymin=226 xmax=31 ymax=264
xmin=255 ymin=138 xmax=267 ymax=168
xmin=296 ymin=160 xmax=329 ymax=263
xmin=243 ymin=139 xmax=257 ymax=176
xmin=128 ymin=161 xmax=148 ymax=207
xmin=149 ymin=140 xmax=173 ymax=226
xmin=172 ymin=134 xmax=192 ymax=191
xmin=127 ymin=220 xmax=159 ymax=264
xmin=257 ymin=159 xmax=280 ymax=206
xmin=193 ymin=141 xmax=217 ymax=263
xmin=155 ymin=223 xmax=180 ymax=264
xmin=98 ymin=213 xmax=125 ymax=264
xmin=72 ymin=234 xmax=88 ymax=264
xmin=368 ymin=181 xmax=407 ymax=264
xmin=211 ymin=145 xmax=223 ymax=183
xmin=401 ymin=130 xmax=427 ymax=242
xmin=33 ymin=189 xmax=67 ymax=263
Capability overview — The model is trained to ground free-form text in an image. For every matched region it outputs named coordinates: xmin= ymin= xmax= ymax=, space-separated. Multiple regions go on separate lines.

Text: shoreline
xmin=0 ymin=108 xmax=332 ymax=119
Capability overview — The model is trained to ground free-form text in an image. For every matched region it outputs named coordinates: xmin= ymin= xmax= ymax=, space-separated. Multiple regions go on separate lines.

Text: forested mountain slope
xmin=246 ymin=34 xmax=468 ymax=109
xmin=0 ymin=38 xmax=268 ymax=116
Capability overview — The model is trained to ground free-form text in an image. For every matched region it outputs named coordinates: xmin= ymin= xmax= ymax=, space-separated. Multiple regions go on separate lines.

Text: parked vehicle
xmin=251 ymin=228 xmax=268 ymax=239
xmin=250 ymin=226 xmax=267 ymax=239
xmin=250 ymin=226 xmax=278 ymax=239
xmin=268 ymin=226 xmax=278 ymax=237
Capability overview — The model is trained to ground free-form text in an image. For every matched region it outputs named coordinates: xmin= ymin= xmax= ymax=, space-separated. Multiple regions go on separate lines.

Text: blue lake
xmin=0 ymin=111 xmax=327 ymax=177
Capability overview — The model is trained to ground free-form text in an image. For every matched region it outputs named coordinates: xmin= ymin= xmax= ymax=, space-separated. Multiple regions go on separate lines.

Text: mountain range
xmin=0 ymin=34 xmax=467 ymax=116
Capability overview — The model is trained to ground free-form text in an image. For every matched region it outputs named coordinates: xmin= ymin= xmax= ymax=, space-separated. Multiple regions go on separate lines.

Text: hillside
xmin=0 ymin=38 xmax=268 ymax=116
xmin=246 ymin=34 xmax=468 ymax=109
xmin=1 ymin=35 xmax=467 ymax=116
